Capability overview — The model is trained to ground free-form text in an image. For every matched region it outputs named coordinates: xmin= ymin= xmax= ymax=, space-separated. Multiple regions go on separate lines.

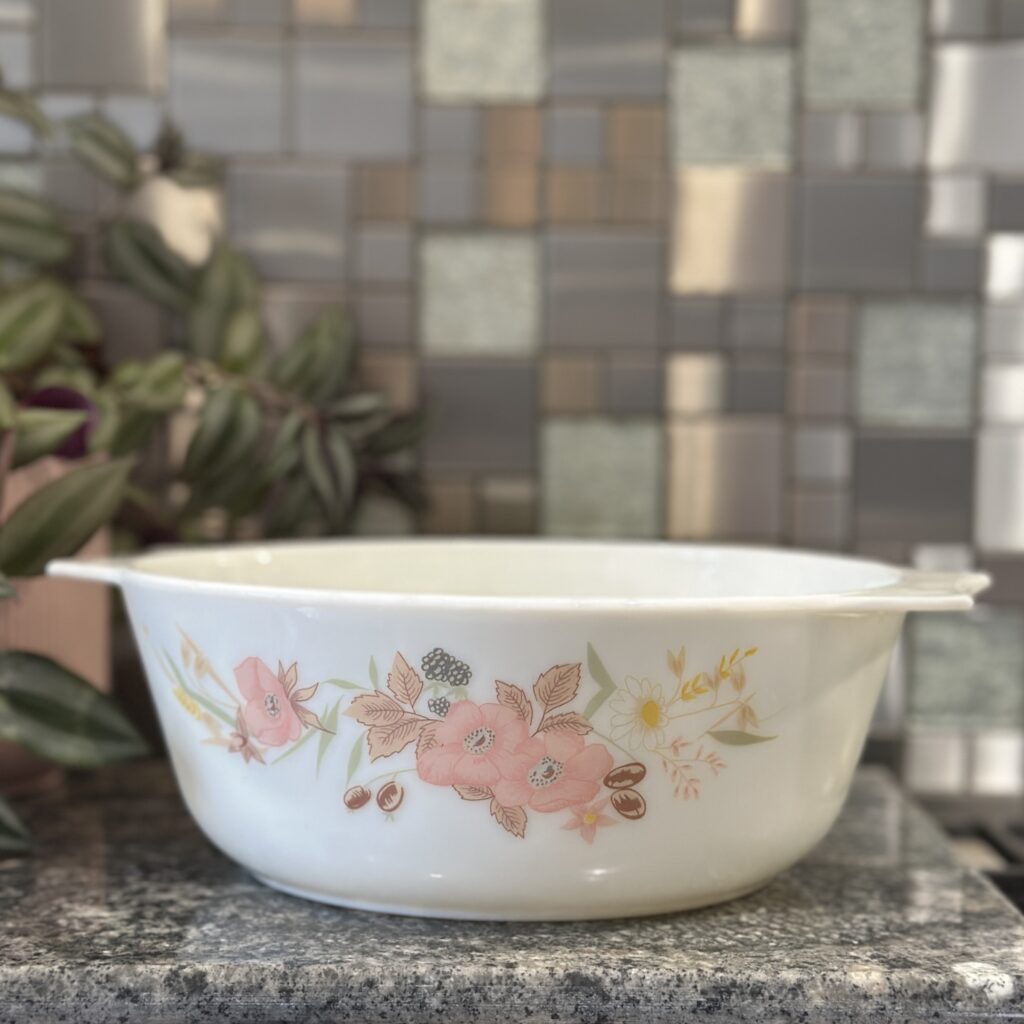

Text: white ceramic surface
xmin=49 ymin=540 xmax=989 ymax=920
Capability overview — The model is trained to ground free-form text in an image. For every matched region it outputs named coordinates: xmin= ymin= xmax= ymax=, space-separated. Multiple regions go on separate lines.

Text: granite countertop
xmin=1 ymin=763 xmax=1023 ymax=1023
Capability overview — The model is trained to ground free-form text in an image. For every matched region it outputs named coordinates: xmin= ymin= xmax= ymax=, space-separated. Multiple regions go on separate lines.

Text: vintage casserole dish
xmin=49 ymin=540 xmax=988 ymax=920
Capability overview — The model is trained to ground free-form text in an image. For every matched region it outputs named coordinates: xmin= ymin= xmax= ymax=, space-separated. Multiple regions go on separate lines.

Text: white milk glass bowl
xmin=49 ymin=540 xmax=988 ymax=921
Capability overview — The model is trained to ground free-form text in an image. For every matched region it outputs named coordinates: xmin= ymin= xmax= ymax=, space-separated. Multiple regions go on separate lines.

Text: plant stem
xmin=697 ymin=693 xmax=757 ymax=739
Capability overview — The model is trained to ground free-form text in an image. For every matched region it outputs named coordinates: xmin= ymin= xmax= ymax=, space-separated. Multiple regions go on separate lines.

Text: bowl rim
xmin=47 ymin=538 xmax=991 ymax=615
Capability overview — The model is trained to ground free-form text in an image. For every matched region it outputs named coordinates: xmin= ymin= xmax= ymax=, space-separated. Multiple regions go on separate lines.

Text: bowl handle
xmin=46 ymin=557 xmax=131 ymax=587
xmin=850 ymin=568 xmax=992 ymax=610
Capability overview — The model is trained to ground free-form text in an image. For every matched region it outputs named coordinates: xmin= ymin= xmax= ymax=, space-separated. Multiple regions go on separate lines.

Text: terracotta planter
xmin=0 ymin=457 xmax=110 ymax=796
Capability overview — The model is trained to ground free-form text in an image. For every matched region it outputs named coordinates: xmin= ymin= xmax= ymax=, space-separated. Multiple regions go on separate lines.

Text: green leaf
xmin=0 ymin=378 xmax=15 ymax=430
xmin=103 ymin=219 xmax=196 ymax=311
xmin=12 ymin=407 xmax=88 ymax=468
xmin=707 ymin=730 xmax=776 ymax=746
xmin=583 ymin=643 xmax=618 ymax=720
xmin=0 ymin=572 xmax=13 ymax=599
xmin=270 ymin=726 xmax=315 ymax=765
xmin=183 ymin=386 xmax=238 ymax=479
xmin=368 ymin=656 xmax=378 ymax=688
xmin=66 ymin=113 xmax=138 ymax=190
xmin=273 ymin=309 xmax=353 ymax=404
xmin=61 ymin=292 xmax=100 ymax=344
xmin=301 ymin=422 xmax=337 ymax=520
xmin=324 ymin=424 xmax=357 ymax=513
xmin=260 ymin=409 xmax=303 ymax=486
xmin=0 ymin=279 xmax=67 ymax=372
xmin=363 ymin=410 xmax=427 ymax=458
xmin=0 ymin=651 xmax=148 ymax=767
xmin=345 ymin=735 xmax=362 ymax=785
xmin=0 ymin=89 xmax=50 ymax=136
xmin=328 ymin=392 xmax=386 ymax=420
xmin=0 ymin=457 xmax=133 ymax=577
xmin=219 ymin=306 xmax=265 ymax=373
xmin=159 ymin=650 xmax=234 ymax=728
xmin=116 ymin=352 xmax=186 ymax=413
xmin=316 ymin=700 xmax=340 ymax=777
xmin=0 ymin=192 xmax=71 ymax=266
xmin=321 ymin=678 xmax=367 ymax=691
xmin=0 ymin=795 xmax=30 ymax=853
xmin=188 ymin=244 xmax=259 ymax=359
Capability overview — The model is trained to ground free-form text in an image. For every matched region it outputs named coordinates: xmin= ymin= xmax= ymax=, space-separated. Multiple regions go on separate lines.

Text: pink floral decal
xmin=561 ymin=798 xmax=617 ymax=844
xmin=235 ymin=657 xmax=303 ymax=747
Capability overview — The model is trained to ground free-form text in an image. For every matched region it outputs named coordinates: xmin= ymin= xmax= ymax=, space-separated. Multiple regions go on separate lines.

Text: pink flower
xmin=562 ymin=798 xmax=617 ymax=844
xmin=416 ymin=701 xmax=528 ymax=789
xmin=235 ymin=657 xmax=302 ymax=747
xmin=491 ymin=732 xmax=613 ymax=813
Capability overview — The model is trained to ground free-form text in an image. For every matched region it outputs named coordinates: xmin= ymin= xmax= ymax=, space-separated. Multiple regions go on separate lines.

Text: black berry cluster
xmin=427 ymin=696 xmax=450 ymax=717
xmin=421 ymin=648 xmax=471 ymax=687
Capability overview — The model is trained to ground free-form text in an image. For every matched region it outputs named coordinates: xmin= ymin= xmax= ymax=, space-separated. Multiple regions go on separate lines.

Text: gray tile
xmin=929 ymin=42 xmax=1024 ymax=170
xmin=291 ymin=0 xmax=352 ymax=25
xmin=921 ymin=242 xmax=983 ymax=291
xmin=0 ymin=0 xmax=33 ymax=25
xmin=931 ymin=0 xmax=991 ymax=36
xmin=864 ymin=112 xmax=925 ymax=169
xmin=856 ymin=436 xmax=974 ymax=541
xmin=729 ymin=299 xmax=786 ymax=349
xmin=423 ymin=362 xmax=535 ymax=472
xmin=44 ymin=158 xmax=104 ymax=216
xmin=1000 ymin=0 xmax=1024 ymax=34
xmin=856 ymin=302 xmax=976 ymax=428
xmin=793 ymin=425 xmax=852 ymax=482
xmin=927 ymin=174 xmax=986 ymax=236
xmin=788 ymin=365 xmax=850 ymax=418
xmin=736 ymin=0 xmax=795 ymax=37
xmin=351 ymin=494 xmax=416 ymax=537
xmin=100 ymin=95 xmax=162 ymax=148
xmin=608 ymin=351 xmax=662 ymax=413
xmin=479 ymin=477 xmax=537 ymax=535
xmin=421 ymin=234 xmax=539 ymax=357
xmin=797 ymin=176 xmax=919 ymax=291
xmin=979 ymin=555 xmax=1024 ymax=603
xmin=976 ymin=427 xmax=1024 ymax=550
xmin=546 ymin=231 xmax=662 ymax=347
xmin=170 ymin=36 xmax=284 ymax=154
xmin=672 ymin=170 xmax=789 ymax=293
xmin=228 ymin=165 xmax=348 ymax=281
xmin=790 ymin=489 xmax=850 ymax=549
xmin=987 ymin=233 xmax=1024 ymax=299
xmin=421 ymin=105 xmax=480 ymax=162
xmin=988 ymin=180 xmax=1024 ymax=229
xmin=80 ymin=281 xmax=164 ymax=362
xmin=549 ymin=0 xmax=666 ymax=98
xmin=670 ymin=298 xmax=723 ymax=348
xmin=666 ymin=352 xmax=728 ymax=413
xmin=358 ymin=0 xmax=416 ymax=28
xmin=545 ymin=106 xmax=603 ymax=164
xmin=418 ymin=165 xmax=477 ymax=224
xmin=0 ymin=30 xmax=31 ymax=86
xmin=260 ymin=286 xmax=340 ymax=355
xmin=675 ymin=0 xmax=733 ymax=33
xmin=355 ymin=291 xmax=413 ymax=348
xmin=296 ymin=40 xmax=413 ymax=158
xmin=730 ymin=357 xmax=786 ymax=413
xmin=800 ymin=112 xmax=863 ymax=169
xmin=353 ymin=227 xmax=412 ymax=285
xmin=422 ymin=0 xmax=543 ymax=102
xmin=667 ymin=418 xmax=784 ymax=539
xmin=982 ymin=364 xmax=1024 ymax=423
xmin=671 ymin=47 xmax=793 ymax=167
xmin=985 ymin=304 xmax=1024 ymax=358
xmin=909 ymin=607 xmax=1024 ymax=727
xmin=227 ymin=0 xmax=287 ymax=23
xmin=802 ymin=0 xmax=923 ymax=109
xmin=790 ymin=298 xmax=852 ymax=356
xmin=40 ymin=0 xmax=163 ymax=91
xmin=542 ymin=418 xmax=663 ymax=537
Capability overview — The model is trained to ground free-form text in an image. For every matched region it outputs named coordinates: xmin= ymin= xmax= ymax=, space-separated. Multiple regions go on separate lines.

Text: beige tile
xmin=356 ymin=164 xmax=413 ymax=221
xmin=665 ymin=353 xmax=727 ymax=415
xmin=294 ymin=0 xmax=355 ymax=24
xmin=480 ymin=477 xmax=537 ymax=535
xmin=606 ymin=104 xmax=665 ymax=165
xmin=421 ymin=478 xmax=477 ymax=534
xmin=608 ymin=170 xmax=666 ymax=223
xmin=485 ymin=105 xmax=542 ymax=162
xmin=541 ymin=354 xmax=604 ymax=412
xmin=545 ymin=167 xmax=604 ymax=223
xmin=482 ymin=167 xmax=538 ymax=227
xmin=359 ymin=351 xmax=418 ymax=413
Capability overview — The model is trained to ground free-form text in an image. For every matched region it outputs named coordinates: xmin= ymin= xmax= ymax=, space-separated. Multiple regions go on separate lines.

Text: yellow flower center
xmin=640 ymin=699 xmax=662 ymax=728
xmin=583 ymin=812 xmax=597 ymax=825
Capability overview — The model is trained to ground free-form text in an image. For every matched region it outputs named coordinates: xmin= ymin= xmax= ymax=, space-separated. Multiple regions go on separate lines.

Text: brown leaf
xmin=344 ymin=692 xmax=406 ymax=727
xmin=296 ymin=705 xmax=332 ymax=733
xmin=537 ymin=711 xmax=592 ymax=735
xmin=454 ymin=784 xmax=492 ymax=801
xmin=532 ymin=663 xmax=581 ymax=712
xmin=278 ymin=661 xmax=298 ymax=694
xmin=489 ymin=799 xmax=527 ymax=838
xmin=367 ymin=716 xmax=426 ymax=761
xmin=729 ymin=662 xmax=746 ymax=695
xmin=291 ymin=682 xmax=318 ymax=704
xmin=494 ymin=680 xmax=533 ymax=725
xmin=387 ymin=651 xmax=424 ymax=709
xmin=416 ymin=720 xmax=440 ymax=758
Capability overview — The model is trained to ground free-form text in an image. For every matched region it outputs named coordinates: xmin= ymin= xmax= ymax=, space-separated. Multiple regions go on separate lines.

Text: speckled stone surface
xmin=1 ymin=763 xmax=1023 ymax=1023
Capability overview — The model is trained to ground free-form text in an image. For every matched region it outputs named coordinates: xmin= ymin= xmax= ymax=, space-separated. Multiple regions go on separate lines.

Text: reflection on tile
xmin=930 ymin=0 xmax=990 ymax=37
xmin=670 ymin=298 xmax=723 ymax=349
xmin=927 ymin=175 xmax=985 ymax=237
xmin=864 ymin=112 xmax=924 ymax=169
xmin=988 ymin=180 xmax=1024 ymax=230
xmin=40 ymin=0 xmax=163 ymax=91
xmin=667 ymin=418 xmax=784 ymax=539
xmin=790 ymin=297 xmax=852 ymax=356
xmin=355 ymin=291 xmax=413 ymax=347
xmin=675 ymin=0 xmax=732 ymax=33
xmin=798 ymin=176 xmax=919 ymax=291
xmin=606 ymin=105 xmax=665 ymax=165
xmin=422 ymin=478 xmax=477 ymax=535
xmin=976 ymin=428 xmax=1024 ymax=550
xmin=421 ymin=235 xmax=539 ymax=357
xmin=921 ymin=242 xmax=983 ymax=292
xmin=422 ymin=0 xmax=543 ymax=102
xmin=229 ymin=165 xmax=348 ymax=281
xmin=422 ymin=105 xmax=480 ymax=162
xmin=982 ymin=364 xmax=1024 ymax=423
xmin=736 ymin=0 xmax=795 ymax=37
xmin=546 ymin=167 xmax=604 ymax=223
xmin=910 ymin=607 xmax=1024 ymax=727
xmin=354 ymin=227 xmax=412 ymax=284
xmin=666 ymin=352 xmax=727 ymax=414
xmin=672 ymin=170 xmax=789 ymax=293
xmin=549 ymin=0 xmax=666 ymax=98
xmin=356 ymin=164 xmax=413 ymax=221
xmin=800 ymin=112 xmax=863 ymax=169
xmin=856 ymin=436 xmax=973 ymax=541
xmin=793 ymin=425 xmax=851 ymax=482
xmin=790 ymin=489 xmax=849 ymax=549
xmin=170 ymin=36 xmax=284 ymax=153
xmin=545 ymin=106 xmax=603 ymax=164
xmin=546 ymin=231 xmax=662 ymax=347
xmin=608 ymin=351 xmax=661 ymax=413
xmin=972 ymin=730 xmax=1024 ymax=796
xmin=418 ymin=165 xmax=476 ymax=224
xmin=480 ymin=477 xmax=537 ymax=535
xmin=541 ymin=354 xmax=604 ymax=413
xmin=730 ymin=299 xmax=786 ymax=349
xmin=987 ymin=234 xmax=1024 ymax=299
xmin=904 ymin=728 xmax=968 ymax=794
xmin=542 ymin=418 xmax=663 ymax=537
xmin=730 ymin=356 xmax=786 ymax=413
xmin=0 ymin=31 xmax=30 ymax=86
xmin=857 ymin=302 xmax=976 ymax=428
xmin=802 ymin=0 xmax=922 ymax=109
xmin=423 ymin=362 xmax=535 ymax=472
xmin=788 ymin=365 xmax=849 ymax=418
xmin=482 ymin=168 xmax=538 ymax=227
xmin=671 ymin=47 xmax=793 ymax=167
xmin=296 ymin=40 xmax=413 ymax=157
xmin=929 ymin=43 xmax=1024 ymax=170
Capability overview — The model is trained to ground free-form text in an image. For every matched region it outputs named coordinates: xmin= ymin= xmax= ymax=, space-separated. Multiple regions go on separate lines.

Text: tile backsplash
xmin=5 ymin=0 xmax=1024 ymax=790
